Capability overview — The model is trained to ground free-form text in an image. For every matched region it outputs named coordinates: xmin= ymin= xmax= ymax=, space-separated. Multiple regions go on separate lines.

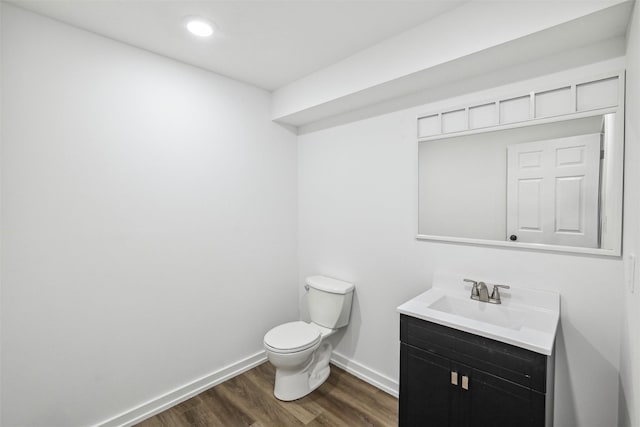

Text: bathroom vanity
xmin=400 ymin=315 xmax=552 ymax=427
xmin=405 ymin=70 xmax=624 ymax=426
xmin=398 ymin=274 xmax=559 ymax=427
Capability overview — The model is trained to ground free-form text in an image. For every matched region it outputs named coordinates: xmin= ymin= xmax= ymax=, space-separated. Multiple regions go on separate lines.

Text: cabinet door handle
xmin=461 ymin=375 xmax=469 ymax=391
xmin=451 ymin=371 xmax=458 ymax=386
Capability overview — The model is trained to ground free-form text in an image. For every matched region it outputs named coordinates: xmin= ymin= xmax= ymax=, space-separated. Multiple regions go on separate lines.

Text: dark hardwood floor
xmin=135 ymin=362 xmax=398 ymax=427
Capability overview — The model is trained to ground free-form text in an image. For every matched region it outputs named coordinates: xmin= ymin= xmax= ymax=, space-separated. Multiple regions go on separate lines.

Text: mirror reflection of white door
xmin=506 ymin=133 xmax=601 ymax=248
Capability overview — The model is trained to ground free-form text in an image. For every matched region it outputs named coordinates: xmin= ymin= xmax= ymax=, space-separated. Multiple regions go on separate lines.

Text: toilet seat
xmin=264 ymin=321 xmax=321 ymax=354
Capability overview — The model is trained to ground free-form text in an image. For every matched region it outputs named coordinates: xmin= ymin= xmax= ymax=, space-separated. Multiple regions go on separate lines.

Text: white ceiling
xmin=10 ymin=0 xmax=466 ymax=91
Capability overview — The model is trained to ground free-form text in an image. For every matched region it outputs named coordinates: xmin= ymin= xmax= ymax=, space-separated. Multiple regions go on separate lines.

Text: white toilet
xmin=263 ymin=275 xmax=354 ymax=401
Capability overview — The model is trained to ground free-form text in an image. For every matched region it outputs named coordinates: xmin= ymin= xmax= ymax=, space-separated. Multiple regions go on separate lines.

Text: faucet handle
xmin=463 ymin=279 xmax=479 ymax=297
xmin=490 ymin=284 xmax=510 ymax=302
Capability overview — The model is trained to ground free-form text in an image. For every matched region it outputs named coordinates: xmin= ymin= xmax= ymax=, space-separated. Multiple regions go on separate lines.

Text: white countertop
xmin=397 ymin=273 xmax=560 ymax=355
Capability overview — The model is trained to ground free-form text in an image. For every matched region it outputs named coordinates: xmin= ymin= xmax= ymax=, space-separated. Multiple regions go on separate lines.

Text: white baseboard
xmin=95 ymin=349 xmax=397 ymax=427
xmin=330 ymin=351 xmax=399 ymax=398
xmin=95 ymin=351 xmax=267 ymax=427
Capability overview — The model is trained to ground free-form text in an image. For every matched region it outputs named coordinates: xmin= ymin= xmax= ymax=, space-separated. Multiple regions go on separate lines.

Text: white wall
xmin=619 ymin=1 xmax=640 ymax=426
xmin=0 ymin=5 xmax=298 ymax=426
xmin=298 ymin=61 xmax=627 ymax=427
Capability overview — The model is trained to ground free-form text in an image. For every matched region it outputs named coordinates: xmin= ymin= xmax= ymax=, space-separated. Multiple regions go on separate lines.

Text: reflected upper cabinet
xmin=416 ymin=71 xmax=625 ymax=256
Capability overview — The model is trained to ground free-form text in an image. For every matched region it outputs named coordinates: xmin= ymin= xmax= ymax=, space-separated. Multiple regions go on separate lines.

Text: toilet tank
xmin=306 ymin=275 xmax=355 ymax=329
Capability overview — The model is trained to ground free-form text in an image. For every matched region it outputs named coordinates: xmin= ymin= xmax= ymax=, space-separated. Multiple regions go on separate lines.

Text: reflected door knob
xmin=509 ymin=235 xmax=518 ymax=241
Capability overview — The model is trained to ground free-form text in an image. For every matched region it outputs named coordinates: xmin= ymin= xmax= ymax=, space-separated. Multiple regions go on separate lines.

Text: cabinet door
xmin=467 ymin=368 xmax=545 ymax=427
xmin=400 ymin=343 xmax=454 ymax=427
xmin=450 ymin=361 xmax=471 ymax=427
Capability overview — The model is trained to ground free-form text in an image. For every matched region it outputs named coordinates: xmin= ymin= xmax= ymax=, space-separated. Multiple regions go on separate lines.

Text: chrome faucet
xmin=464 ymin=279 xmax=510 ymax=304
xmin=477 ymin=281 xmax=490 ymax=302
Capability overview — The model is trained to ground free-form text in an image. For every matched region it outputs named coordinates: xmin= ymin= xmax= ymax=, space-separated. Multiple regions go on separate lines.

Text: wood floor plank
xmin=244 ymin=363 xmax=325 ymax=424
xmin=319 ymin=366 xmax=398 ymax=426
xmin=373 ymin=389 xmax=399 ymax=417
xmin=305 ymin=410 xmax=377 ymax=427
xmin=200 ymin=386 xmax=255 ymax=426
xmin=136 ymin=362 xmax=398 ymax=427
xmin=155 ymin=408 xmax=191 ymax=427
xmin=214 ymin=372 xmax=305 ymax=427
xmin=168 ymin=396 xmax=204 ymax=414
xmin=175 ymin=405 xmax=228 ymax=427
xmin=135 ymin=415 xmax=164 ymax=427
xmin=310 ymin=381 xmax=386 ymax=426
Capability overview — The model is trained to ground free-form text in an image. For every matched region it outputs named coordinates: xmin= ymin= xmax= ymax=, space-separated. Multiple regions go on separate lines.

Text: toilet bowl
xmin=263 ymin=276 xmax=354 ymax=401
xmin=264 ymin=321 xmax=336 ymax=401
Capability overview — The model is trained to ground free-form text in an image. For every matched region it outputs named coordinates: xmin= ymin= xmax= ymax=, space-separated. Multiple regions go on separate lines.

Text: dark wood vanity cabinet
xmin=399 ymin=314 xmax=553 ymax=427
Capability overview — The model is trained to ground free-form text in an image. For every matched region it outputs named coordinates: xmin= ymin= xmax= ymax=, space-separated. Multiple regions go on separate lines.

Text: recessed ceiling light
xmin=186 ymin=18 xmax=214 ymax=38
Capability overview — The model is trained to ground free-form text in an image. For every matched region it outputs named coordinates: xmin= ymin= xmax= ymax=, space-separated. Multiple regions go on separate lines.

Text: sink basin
xmin=428 ymin=294 xmax=527 ymax=330
xmin=397 ymin=273 xmax=560 ymax=355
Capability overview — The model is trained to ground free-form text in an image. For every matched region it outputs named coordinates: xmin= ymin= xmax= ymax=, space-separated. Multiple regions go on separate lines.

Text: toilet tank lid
xmin=306 ymin=275 xmax=354 ymax=294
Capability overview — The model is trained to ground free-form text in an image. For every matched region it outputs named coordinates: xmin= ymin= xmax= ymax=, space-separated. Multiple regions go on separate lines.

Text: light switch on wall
xmin=627 ymin=253 xmax=636 ymax=293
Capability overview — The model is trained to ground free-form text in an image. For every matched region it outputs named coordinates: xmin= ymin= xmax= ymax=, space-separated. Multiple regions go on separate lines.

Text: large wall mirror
xmin=418 ymin=111 xmax=624 ymax=256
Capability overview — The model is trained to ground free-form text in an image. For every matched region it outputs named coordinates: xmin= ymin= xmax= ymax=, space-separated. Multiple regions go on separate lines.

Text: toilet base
xmin=272 ymin=342 xmax=332 ymax=401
